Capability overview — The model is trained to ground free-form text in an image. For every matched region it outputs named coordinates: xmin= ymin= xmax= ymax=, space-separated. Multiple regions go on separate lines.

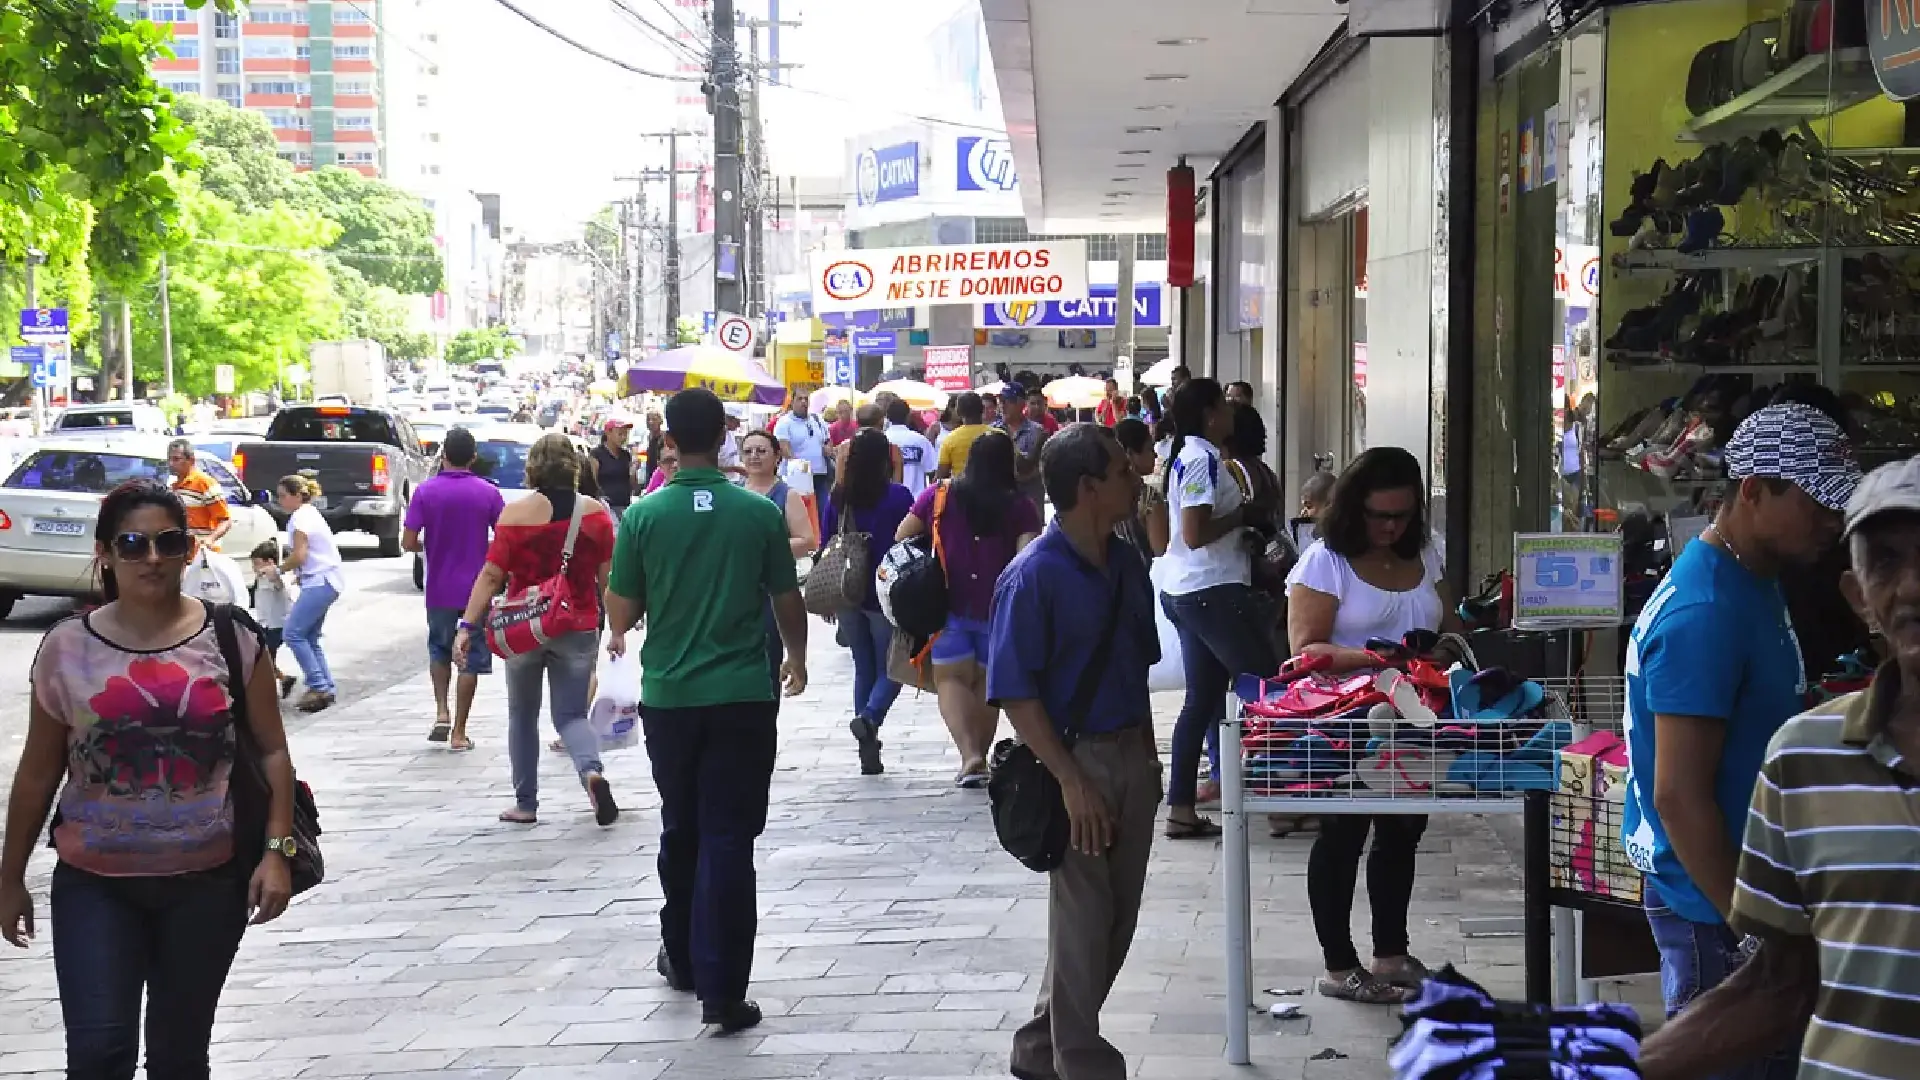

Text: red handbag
xmin=485 ymin=497 xmax=596 ymax=659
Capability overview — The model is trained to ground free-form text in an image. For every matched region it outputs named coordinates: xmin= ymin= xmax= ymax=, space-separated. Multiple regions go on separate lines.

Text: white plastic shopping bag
xmin=588 ymin=647 xmax=642 ymax=752
xmin=1146 ymin=557 xmax=1185 ymax=693
xmin=182 ymin=548 xmax=246 ymax=607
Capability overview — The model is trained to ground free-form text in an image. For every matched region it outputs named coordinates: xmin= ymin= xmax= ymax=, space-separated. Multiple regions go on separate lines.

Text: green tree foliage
xmin=445 ymin=326 xmax=521 ymax=366
xmin=332 ymin=262 xmax=434 ymax=363
xmin=0 ymin=0 xmax=215 ymax=289
xmin=290 ymin=167 xmax=443 ymax=295
xmin=675 ymin=316 xmax=701 ymax=345
xmin=132 ymin=182 xmax=342 ymax=396
xmin=168 ymin=94 xmax=293 ymax=212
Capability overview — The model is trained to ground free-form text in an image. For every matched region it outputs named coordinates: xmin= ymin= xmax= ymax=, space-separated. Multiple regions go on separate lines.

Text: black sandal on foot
xmin=586 ymin=774 xmax=619 ymax=826
xmin=429 ymin=720 xmax=451 ymax=743
xmin=1164 ymin=815 xmax=1222 ymax=840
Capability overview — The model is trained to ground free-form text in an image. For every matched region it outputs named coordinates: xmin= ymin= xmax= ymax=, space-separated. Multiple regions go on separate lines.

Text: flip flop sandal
xmin=955 ymin=767 xmax=990 ymax=789
xmin=1375 ymin=671 xmax=1437 ymax=727
xmin=429 ymin=720 xmax=452 ymax=743
xmin=449 ymin=735 xmax=475 ymax=752
xmin=1317 ymin=970 xmax=1412 ymax=1005
xmin=1164 ymin=816 xmax=1222 ymax=840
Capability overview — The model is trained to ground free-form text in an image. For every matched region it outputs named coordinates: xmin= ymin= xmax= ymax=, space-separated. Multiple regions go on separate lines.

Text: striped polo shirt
xmin=1731 ymin=665 xmax=1920 ymax=1080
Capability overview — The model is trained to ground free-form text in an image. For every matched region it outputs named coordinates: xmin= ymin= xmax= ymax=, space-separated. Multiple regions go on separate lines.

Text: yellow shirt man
xmin=937 ymin=423 xmax=992 ymax=479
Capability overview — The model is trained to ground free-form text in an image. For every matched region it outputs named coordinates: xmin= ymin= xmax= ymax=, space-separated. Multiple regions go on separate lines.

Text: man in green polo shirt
xmin=605 ymin=387 xmax=808 ymax=1036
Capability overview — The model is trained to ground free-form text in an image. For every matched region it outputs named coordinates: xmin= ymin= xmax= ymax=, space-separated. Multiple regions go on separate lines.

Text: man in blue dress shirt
xmin=988 ymin=423 xmax=1161 ymax=1080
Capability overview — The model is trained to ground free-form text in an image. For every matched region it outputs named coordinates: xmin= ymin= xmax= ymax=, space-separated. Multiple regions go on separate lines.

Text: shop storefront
xmin=1472 ymin=0 xmax=1920 ymax=574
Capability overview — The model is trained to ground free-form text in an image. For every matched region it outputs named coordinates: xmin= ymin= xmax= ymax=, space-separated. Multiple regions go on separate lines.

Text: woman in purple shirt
xmin=820 ymin=430 xmax=916 ymax=777
xmin=895 ymin=431 xmax=1040 ymax=787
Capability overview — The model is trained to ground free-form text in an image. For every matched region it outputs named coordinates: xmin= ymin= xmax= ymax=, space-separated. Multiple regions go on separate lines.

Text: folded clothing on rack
xmin=1391 ymin=965 xmax=1642 ymax=1080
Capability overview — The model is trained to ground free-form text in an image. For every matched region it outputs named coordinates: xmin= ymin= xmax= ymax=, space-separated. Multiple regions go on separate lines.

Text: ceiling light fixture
xmin=1114 ymin=162 xmax=1147 ymax=169
xmin=1117 ymin=148 xmax=1153 ymax=156
xmin=1144 ymin=73 xmax=1188 ymax=82
xmin=1155 ymin=37 xmax=1205 ymax=46
xmin=1135 ymin=105 xmax=1174 ymax=112
xmin=1104 ymin=191 xmax=1132 ymax=198
xmin=1124 ymin=126 xmax=1162 ymax=134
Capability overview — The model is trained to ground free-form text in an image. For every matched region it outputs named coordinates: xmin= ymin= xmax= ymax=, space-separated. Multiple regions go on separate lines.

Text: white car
xmin=50 ymin=401 xmax=170 ymax=435
xmin=410 ymin=424 xmax=544 ymax=590
xmin=0 ymin=437 xmax=279 ymax=617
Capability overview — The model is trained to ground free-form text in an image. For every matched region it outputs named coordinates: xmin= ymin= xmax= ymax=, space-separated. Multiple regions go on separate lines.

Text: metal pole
xmin=634 ymin=180 xmax=647 ymax=354
xmin=710 ymin=0 xmax=743 ymax=315
xmin=120 ymin=300 xmax=134 ymax=402
xmin=666 ymin=131 xmax=682 ymax=342
xmin=159 ymin=252 xmax=176 ymax=397
xmin=1114 ymin=233 xmax=1137 ymax=381
xmin=746 ymin=21 xmax=766 ymax=320
xmin=1221 ymin=694 xmax=1252 ymax=1065
xmin=25 ymin=254 xmax=41 ymax=436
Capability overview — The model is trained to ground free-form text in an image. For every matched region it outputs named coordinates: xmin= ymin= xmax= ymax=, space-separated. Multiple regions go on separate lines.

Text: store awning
xmin=982 ymin=0 xmax=1346 ymax=232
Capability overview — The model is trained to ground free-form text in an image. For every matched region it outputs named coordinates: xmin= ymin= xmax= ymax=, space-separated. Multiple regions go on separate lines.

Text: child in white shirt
xmin=250 ymin=539 xmax=296 ymax=698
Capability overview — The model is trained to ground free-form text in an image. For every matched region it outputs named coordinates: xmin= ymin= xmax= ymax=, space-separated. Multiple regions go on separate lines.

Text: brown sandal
xmin=1164 ymin=815 xmax=1222 ymax=840
xmin=1317 ymin=970 xmax=1412 ymax=1005
xmin=498 ymin=807 xmax=537 ymax=824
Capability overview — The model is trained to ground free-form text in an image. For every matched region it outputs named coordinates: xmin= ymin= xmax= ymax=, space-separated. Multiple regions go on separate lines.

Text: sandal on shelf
xmin=498 ymin=807 xmax=537 ymax=824
xmin=1318 ymin=970 xmax=1413 ymax=1005
xmin=1164 ymin=815 xmax=1222 ymax=840
xmin=429 ymin=720 xmax=452 ymax=743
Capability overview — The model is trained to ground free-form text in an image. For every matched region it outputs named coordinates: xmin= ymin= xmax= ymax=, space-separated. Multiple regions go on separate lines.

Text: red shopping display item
xmin=1243 ymin=671 xmax=1389 ymax=719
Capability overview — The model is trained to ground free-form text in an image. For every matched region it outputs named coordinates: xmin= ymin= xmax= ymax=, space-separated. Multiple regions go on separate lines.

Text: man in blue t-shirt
xmin=1621 ymin=402 xmax=1858 ymax=1078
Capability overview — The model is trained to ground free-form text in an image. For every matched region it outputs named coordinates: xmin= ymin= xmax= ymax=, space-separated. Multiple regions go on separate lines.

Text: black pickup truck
xmin=234 ymin=405 xmax=431 ymax=557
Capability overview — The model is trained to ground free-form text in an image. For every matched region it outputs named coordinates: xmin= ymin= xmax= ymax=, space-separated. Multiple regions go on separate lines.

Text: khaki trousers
xmin=1009 ymin=725 xmax=1162 ymax=1080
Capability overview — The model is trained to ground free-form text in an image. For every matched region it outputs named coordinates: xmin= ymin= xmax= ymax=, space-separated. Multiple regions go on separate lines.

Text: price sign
xmin=1512 ymin=532 xmax=1624 ymax=629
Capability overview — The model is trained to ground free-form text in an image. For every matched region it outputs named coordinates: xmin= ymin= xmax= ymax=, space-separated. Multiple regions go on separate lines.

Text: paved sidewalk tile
xmin=0 ymin=624 xmax=1536 ymax=1079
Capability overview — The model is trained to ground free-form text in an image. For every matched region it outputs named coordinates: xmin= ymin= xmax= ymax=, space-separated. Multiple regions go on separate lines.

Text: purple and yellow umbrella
xmin=626 ymin=346 xmax=788 ymax=405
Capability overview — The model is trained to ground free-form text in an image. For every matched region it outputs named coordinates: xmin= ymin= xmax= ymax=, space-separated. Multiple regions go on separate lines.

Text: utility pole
xmin=615 ymin=198 xmax=631 ymax=375
xmin=616 ymin=131 xmax=697 ymax=348
xmin=1114 ymin=233 xmax=1137 ymax=382
xmin=666 ymin=129 xmax=683 ymax=340
xmin=24 ymin=248 xmax=44 ymax=434
xmin=632 ymin=179 xmax=646 ymax=355
xmin=159 ymin=252 xmax=176 ymax=397
xmin=740 ymin=18 xmax=800 ymax=323
xmin=710 ymin=0 xmax=742 ymax=316
xmin=119 ymin=300 xmax=133 ymax=402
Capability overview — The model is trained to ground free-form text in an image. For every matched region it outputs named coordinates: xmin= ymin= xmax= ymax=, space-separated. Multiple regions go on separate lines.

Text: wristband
xmin=457 ymin=619 xmax=480 ymax=633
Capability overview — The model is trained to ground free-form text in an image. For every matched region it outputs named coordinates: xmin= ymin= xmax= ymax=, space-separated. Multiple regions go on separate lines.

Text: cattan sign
xmin=809 ymin=240 xmax=1089 ymax=315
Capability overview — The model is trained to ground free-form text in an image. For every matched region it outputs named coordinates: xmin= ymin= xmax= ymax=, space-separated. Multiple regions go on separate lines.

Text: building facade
xmin=131 ymin=0 xmax=384 ymax=175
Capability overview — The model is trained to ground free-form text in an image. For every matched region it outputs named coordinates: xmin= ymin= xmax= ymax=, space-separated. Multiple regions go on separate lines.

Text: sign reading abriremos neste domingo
xmin=809 ymin=240 xmax=1089 ymax=315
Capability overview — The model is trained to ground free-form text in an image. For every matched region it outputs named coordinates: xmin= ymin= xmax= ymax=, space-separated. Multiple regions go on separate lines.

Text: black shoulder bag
xmin=987 ymin=567 xmax=1126 ymax=874
xmin=209 ymin=602 xmax=325 ymax=894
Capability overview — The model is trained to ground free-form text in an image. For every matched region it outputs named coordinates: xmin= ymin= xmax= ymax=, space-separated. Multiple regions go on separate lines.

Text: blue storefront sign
xmin=19 ymin=307 xmax=67 ymax=339
xmin=852 ymin=331 xmax=897 ymax=355
xmin=855 ymin=141 xmax=920 ymax=206
xmin=820 ymin=308 xmax=916 ymax=332
xmin=979 ymin=283 xmax=1165 ymax=329
xmin=957 ymin=136 xmax=1018 ymax=192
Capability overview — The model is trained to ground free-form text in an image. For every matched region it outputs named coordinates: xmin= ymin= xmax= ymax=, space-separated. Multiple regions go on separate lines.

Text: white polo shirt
xmin=1159 ymin=435 xmax=1249 ymax=596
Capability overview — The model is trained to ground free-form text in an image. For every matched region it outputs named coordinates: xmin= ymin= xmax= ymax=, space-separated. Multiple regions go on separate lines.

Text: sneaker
xmin=701 ymin=999 xmax=763 ymax=1034
xmin=279 ymin=674 xmax=297 ymax=700
xmin=849 ymin=717 xmax=884 ymax=775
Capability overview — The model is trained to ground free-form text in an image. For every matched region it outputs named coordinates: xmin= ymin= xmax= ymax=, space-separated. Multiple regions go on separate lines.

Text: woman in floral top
xmin=0 ymin=479 xmax=299 ymax=1080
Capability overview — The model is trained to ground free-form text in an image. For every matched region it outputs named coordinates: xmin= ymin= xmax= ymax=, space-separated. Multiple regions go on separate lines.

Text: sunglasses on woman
xmin=111 ymin=528 xmax=194 ymax=561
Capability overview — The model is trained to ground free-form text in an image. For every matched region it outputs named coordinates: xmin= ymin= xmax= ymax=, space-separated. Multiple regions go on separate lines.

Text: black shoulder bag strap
xmin=1052 ymin=558 xmax=1128 ymax=747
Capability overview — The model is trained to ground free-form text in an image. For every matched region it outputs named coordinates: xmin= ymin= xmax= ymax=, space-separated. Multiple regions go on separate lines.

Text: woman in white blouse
xmin=1286 ymin=446 xmax=1460 ymax=1005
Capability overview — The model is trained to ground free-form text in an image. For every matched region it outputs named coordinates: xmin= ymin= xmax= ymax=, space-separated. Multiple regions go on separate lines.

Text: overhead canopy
xmin=982 ymin=0 xmax=1346 ymax=232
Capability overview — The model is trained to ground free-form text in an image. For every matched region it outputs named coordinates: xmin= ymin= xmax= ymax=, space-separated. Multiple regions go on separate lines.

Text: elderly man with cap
xmin=994 ymin=382 xmax=1049 ymax=514
xmin=718 ymin=404 xmax=749 ymax=483
xmin=592 ymin=415 xmax=639 ymax=515
xmin=1619 ymin=402 xmax=1859 ymax=1080
xmin=1638 ymin=454 xmax=1920 ymax=1080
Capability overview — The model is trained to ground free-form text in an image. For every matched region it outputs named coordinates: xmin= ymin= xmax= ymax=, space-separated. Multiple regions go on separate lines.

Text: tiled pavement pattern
xmin=0 ymin=632 xmax=1535 ymax=1080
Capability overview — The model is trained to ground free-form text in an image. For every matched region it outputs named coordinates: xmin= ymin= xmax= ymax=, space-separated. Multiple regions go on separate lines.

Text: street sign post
xmin=214 ymin=364 xmax=236 ymax=394
xmin=19 ymin=307 xmax=68 ymax=340
xmin=825 ymin=347 xmax=854 ymax=387
xmin=714 ymin=312 xmax=756 ymax=354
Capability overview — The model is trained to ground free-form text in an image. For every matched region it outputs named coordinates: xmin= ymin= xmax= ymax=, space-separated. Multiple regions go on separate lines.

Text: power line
xmin=607 ymin=0 xmax=708 ymax=65
xmin=489 ymin=0 xmax=704 ymax=82
xmin=635 ymin=0 xmax=707 ymax=43
xmin=763 ymin=79 xmax=1009 ymax=136
xmin=335 ymin=0 xmax=439 ymax=72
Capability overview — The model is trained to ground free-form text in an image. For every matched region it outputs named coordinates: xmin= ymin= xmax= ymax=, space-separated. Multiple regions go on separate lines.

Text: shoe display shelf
xmin=1679 ymin=49 xmax=1880 ymax=143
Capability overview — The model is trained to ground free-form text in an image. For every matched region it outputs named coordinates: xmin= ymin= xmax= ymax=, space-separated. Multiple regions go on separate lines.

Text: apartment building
xmin=132 ymin=0 xmax=383 ymax=175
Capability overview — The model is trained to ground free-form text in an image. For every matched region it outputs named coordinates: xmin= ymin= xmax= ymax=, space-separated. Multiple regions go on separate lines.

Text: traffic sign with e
xmin=715 ymin=315 xmax=755 ymax=353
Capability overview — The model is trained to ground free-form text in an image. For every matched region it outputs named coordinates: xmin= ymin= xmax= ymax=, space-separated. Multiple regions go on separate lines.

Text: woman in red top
xmin=454 ymin=434 xmax=620 ymax=826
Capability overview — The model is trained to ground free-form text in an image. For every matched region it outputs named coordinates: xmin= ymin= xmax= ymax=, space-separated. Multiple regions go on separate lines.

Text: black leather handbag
xmin=987 ymin=571 xmax=1123 ymax=874
xmin=211 ymin=603 xmax=325 ymax=895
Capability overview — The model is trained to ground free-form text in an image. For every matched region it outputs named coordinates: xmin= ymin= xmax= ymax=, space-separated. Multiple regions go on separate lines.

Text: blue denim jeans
xmin=51 ymin=861 xmax=249 ymax=1080
xmin=504 ymin=629 xmax=603 ymax=813
xmin=1162 ymin=583 xmax=1279 ymax=808
xmin=283 ymin=580 xmax=339 ymax=694
xmin=1643 ymin=899 xmax=1799 ymax=1080
xmin=839 ymin=607 xmax=901 ymax=727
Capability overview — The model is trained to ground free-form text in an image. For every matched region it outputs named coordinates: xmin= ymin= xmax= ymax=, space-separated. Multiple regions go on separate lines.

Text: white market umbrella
xmin=975 ymin=380 xmax=1010 ymax=398
xmin=1044 ymin=375 xmax=1107 ymax=410
xmin=809 ymin=385 xmax=860 ymax=414
xmin=1139 ymin=357 xmax=1179 ymax=388
xmin=870 ymin=379 xmax=948 ymax=410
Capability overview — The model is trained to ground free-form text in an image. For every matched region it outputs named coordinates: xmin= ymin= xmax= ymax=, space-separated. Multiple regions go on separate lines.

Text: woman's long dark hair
xmin=95 ymin=479 xmax=189 ymax=602
xmin=1160 ymin=377 xmax=1225 ymax=496
xmin=949 ymin=429 xmax=1019 ymax=534
xmin=1319 ymin=446 xmax=1429 ymax=560
xmin=834 ymin=428 xmax=892 ymax=511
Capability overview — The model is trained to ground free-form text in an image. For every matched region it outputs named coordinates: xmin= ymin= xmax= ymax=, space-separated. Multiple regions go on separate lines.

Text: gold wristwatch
xmin=265 ymin=836 xmax=298 ymax=858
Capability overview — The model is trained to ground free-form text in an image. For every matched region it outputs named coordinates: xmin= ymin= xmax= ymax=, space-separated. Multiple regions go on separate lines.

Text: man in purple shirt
xmin=403 ymin=427 xmax=505 ymax=750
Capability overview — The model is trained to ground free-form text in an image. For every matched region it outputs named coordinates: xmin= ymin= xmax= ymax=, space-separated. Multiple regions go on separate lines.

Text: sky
xmin=442 ymin=0 xmax=993 ymax=241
